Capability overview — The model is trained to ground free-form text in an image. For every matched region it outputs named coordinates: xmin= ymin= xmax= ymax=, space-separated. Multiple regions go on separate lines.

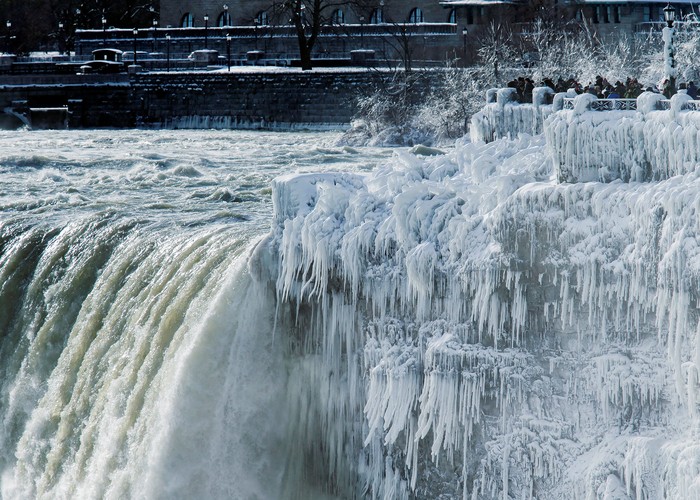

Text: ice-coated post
xmin=663 ymin=4 xmax=677 ymax=97
xmin=532 ymin=87 xmax=554 ymax=108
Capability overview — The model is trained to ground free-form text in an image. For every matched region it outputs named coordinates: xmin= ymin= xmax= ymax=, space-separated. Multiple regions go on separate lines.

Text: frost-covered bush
xmin=344 ymin=17 xmax=700 ymax=147
xmin=412 ymin=67 xmax=488 ymax=144
xmin=340 ymin=66 xmax=490 ymax=147
xmin=339 ymin=71 xmax=434 ymax=147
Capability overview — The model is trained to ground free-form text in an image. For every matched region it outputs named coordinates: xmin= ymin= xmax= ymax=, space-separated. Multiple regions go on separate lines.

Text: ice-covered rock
xmin=264 ymin=130 xmax=700 ymax=499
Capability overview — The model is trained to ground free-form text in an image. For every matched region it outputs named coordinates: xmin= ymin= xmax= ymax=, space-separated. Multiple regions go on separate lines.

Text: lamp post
xmin=223 ymin=4 xmax=229 ymax=27
xmin=5 ymin=21 xmax=10 ymax=54
xmin=226 ymin=33 xmax=231 ymax=70
xmin=152 ymin=18 xmax=158 ymax=53
xmin=204 ymin=14 xmax=209 ymax=49
xmin=102 ymin=14 xmax=106 ymax=46
xmin=360 ymin=15 xmax=365 ymax=49
xmin=58 ymin=22 xmax=64 ymax=54
xmin=254 ymin=18 xmax=259 ymax=50
xmin=133 ymin=28 xmax=138 ymax=67
xmin=462 ymin=28 xmax=468 ymax=65
xmin=166 ymin=33 xmax=171 ymax=71
xmin=663 ymin=3 xmax=677 ymax=97
xmin=75 ymin=9 xmax=82 ymax=55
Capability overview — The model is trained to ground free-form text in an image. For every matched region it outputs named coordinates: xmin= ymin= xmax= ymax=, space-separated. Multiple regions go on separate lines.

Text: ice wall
xmin=261 ymin=133 xmax=700 ymax=499
xmin=470 ymin=87 xmax=554 ymax=143
xmin=546 ymin=91 xmax=700 ymax=183
xmin=474 ymin=89 xmax=700 ymax=184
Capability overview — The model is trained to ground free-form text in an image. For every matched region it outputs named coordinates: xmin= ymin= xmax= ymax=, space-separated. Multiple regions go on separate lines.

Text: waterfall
xmin=0 ymin=214 xmax=295 ymax=499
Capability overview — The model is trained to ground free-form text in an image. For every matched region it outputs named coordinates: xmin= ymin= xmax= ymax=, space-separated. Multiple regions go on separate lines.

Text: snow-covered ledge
xmin=470 ymin=86 xmax=554 ymax=143
xmin=546 ymin=91 xmax=700 ymax=183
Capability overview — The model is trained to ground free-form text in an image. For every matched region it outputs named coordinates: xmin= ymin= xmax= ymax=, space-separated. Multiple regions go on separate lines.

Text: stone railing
xmin=473 ymin=88 xmax=700 ymax=183
xmin=546 ymin=91 xmax=700 ymax=183
xmin=470 ymin=86 xmax=554 ymax=143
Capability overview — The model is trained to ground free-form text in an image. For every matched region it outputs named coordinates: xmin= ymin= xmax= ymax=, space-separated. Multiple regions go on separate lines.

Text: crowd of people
xmin=506 ymin=75 xmax=699 ymax=103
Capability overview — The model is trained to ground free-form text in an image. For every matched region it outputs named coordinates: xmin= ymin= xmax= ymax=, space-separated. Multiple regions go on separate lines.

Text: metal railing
xmin=562 ymin=96 xmax=700 ymax=112
xmin=562 ymin=98 xmax=637 ymax=111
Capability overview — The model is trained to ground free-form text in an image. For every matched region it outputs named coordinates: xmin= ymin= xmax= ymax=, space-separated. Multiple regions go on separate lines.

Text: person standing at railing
xmin=662 ymin=78 xmax=675 ymax=99
xmin=606 ymin=85 xmax=620 ymax=99
xmin=688 ymin=81 xmax=698 ymax=100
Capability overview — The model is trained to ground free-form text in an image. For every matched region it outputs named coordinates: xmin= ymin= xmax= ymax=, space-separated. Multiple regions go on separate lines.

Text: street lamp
xmin=226 ymin=33 xmax=231 ymax=70
xmin=204 ymin=13 xmax=209 ymax=49
xmin=462 ymin=28 xmax=468 ymax=64
xmin=152 ymin=18 xmax=158 ymax=53
xmin=360 ymin=15 xmax=365 ymax=49
xmin=223 ymin=4 xmax=229 ymax=27
xmin=663 ymin=3 xmax=677 ymax=96
xmin=5 ymin=21 xmax=10 ymax=54
xmin=58 ymin=22 xmax=64 ymax=54
xmin=133 ymin=28 xmax=138 ymax=67
xmin=254 ymin=18 xmax=259 ymax=50
xmin=102 ymin=15 xmax=106 ymax=46
xmin=75 ymin=9 xmax=81 ymax=55
xmin=166 ymin=33 xmax=171 ymax=71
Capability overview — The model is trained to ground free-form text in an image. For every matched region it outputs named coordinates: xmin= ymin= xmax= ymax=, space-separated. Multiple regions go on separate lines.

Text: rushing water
xmin=0 ymin=129 xmax=391 ymax=500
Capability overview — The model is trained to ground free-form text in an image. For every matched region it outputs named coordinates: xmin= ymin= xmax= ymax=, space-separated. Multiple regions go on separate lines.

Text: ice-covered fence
xmin=547 ymin=91 xmax=700 ymax=183
xmin=561 ymin=97 xmax=637 ymax=111
xmin=470 ymin=86 xmax=554 ymax=143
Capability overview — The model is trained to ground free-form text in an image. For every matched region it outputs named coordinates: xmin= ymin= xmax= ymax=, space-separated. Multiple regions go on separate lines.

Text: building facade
xmin=75 ymin=0 xmax=690 ymax=66
xmin=159 ymin=1 xmax=459 ymax=29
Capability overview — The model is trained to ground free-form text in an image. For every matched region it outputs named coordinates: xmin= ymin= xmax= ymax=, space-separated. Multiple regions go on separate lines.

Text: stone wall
xmin=0 ymin=75 xmax=133 ymax=128
xmin=131 ymin=70 xmax=397 ymax=129
xmin=0 ymin=70 xmax=434 ymax=129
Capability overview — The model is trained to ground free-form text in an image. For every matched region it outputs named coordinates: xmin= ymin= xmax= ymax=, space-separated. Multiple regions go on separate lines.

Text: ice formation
xmin=256 ymin=97 xmax=700 ymax=498
xmin=547 ymin=91 xmax=700 ymax=183
xmin=470 ymin=87 xmax=554 ymax=144
xmin=474 ymin=87 xmax=700 ymax=184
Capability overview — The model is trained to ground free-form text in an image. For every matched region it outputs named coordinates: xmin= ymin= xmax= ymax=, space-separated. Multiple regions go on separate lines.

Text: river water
xmin=0 ymin=129 xmax=392 ymax=500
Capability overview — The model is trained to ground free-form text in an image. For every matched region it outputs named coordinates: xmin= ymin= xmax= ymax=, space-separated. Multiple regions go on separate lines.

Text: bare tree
xmin=267 ymin=0 xmax=347 ymax=70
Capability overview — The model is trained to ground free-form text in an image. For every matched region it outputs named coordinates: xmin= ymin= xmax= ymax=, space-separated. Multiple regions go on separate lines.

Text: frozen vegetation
xmin=256 ymin=92 xmax=700 ymax=498
xmin=344 ymin=17 xmax=700 ymax=148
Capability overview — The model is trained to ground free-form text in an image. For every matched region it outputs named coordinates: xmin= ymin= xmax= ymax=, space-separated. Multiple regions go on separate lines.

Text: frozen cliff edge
xmin=254 ymin=134 xmax=700 ymax=499
xmin=473 ymin=88 xmax=700 ymax=184
xmin=547 ymin=91 xmax=700 ymax=183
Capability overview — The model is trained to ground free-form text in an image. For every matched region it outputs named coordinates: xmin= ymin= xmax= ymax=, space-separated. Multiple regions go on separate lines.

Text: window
xmin=256 ymin=10 xmax=269 ymax=26
xmin=218 ymin=11 xmax=232 ymax=27
xmin=592 ymin=6 xmax=599 ymax=23
xmin=408 ymin=8 xmax=424 ymax=23
xmin=331 ymin=9 xmax=345 ymax=24
xmin=370 ymin=8 xmax=384 ymax=24
xmin=448 ymin=8 xmax=457 ymax=24
xmin=181 ymin=12 xmax=194 ymax=27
